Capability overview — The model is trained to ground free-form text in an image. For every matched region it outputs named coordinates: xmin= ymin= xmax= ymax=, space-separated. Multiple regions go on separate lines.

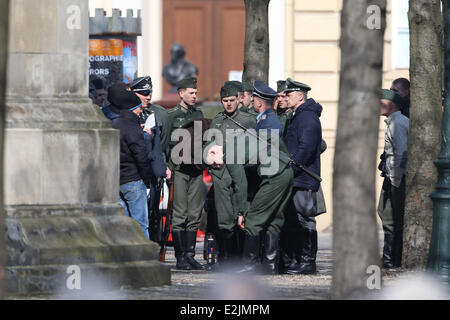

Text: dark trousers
xmin=378 ymin=176 xmax=406 ymax=266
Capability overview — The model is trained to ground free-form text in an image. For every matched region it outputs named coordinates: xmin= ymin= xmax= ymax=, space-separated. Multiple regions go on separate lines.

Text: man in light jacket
xmin=379 ymin=89 xmax=409 ymax=269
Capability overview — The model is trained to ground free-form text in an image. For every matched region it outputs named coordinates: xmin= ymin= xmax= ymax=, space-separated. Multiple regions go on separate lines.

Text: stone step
xmin=6 ymin=214 xmax=161 ymax=266
xmin=6 ymin=260 xmax=171 ymax=296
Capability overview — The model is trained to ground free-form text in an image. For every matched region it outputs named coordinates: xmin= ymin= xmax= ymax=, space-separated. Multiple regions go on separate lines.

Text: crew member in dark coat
xmin=129 ymin=76 xmax=170 ymax=242
xmin=130 ymin=76 xmax=171 ymax=161
xmin=283 ymin=78 xmax=323 ymax=275
xmin=111 ymin=87 xmax=153 ymax=238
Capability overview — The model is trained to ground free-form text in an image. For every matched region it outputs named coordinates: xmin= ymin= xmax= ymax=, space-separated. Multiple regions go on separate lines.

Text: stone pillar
xmin=0 ymin=0 xmax=10 ymax=300
xmin=4 ymin=0 xmax=170 ymax=295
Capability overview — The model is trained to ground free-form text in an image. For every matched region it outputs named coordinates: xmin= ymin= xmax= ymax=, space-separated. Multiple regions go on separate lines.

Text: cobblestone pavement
xmin=9 ymin=232 xmax=420 ymax=300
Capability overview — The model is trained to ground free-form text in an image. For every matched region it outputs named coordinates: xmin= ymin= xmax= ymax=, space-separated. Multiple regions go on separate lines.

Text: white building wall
xmin=269 ymin=0 xmax=286 ymax=89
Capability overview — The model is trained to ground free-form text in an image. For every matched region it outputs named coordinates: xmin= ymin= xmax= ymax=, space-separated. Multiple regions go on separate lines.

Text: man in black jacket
xmin=111 ymin=87 xmax=153 ymax=238
xmin=283 ymin=78 xmax=323 ymax=275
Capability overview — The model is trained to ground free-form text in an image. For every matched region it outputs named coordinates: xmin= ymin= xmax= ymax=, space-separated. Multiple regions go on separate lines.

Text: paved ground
xmin=9 ymin=232 xmax=432 ymax=300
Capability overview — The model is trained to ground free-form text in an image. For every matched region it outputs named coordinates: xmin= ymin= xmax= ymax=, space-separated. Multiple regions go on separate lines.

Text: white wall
xmin=269 ymin=0 xmax=286 ymax=89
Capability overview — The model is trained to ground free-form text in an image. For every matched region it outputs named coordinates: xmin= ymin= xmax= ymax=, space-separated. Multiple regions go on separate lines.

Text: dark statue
xmin=162 ymin=43 xmax=199 ymax=93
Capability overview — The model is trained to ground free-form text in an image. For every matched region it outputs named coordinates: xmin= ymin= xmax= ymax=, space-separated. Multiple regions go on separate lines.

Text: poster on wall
xmin=123 ymin=40 xmax=138 ymax=84
xmin=89 ymin=39 xmax=138 ymax=91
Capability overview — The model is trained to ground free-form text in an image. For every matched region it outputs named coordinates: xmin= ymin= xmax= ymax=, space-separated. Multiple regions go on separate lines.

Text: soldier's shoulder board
xmin=151 ymin=103 xmax=167 ymax=112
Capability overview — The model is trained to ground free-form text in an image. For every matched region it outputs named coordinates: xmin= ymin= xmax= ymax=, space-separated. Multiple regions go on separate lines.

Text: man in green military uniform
xmin=168 ymin=77 xmax=205 ymax=270
xmin=206 ymin=81 xmax=294 ymax=275
xmin=276 ymin=80 xmax=294 ymax=136
xmin=208 ymin=84 xmax=256 ymax=266
xmin=240 ymin=82 xmax=258 ymax=116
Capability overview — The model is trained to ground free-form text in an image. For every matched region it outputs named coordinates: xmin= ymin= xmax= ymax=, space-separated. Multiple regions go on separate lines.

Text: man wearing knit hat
xmin=111 ymin=87 xmax=153 ymax=238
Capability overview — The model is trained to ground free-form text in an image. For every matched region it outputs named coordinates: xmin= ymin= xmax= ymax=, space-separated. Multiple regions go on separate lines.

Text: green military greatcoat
xmin=209 ymin=109 xmax=256 ymax=232
xmin=223 ymin=133 xmax=294 ymax=237
xmin=277 ymin=107 xmax=294 ymax=137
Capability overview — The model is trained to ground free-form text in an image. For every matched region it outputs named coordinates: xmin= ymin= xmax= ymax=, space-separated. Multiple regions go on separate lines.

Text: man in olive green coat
xmin=206 ymin=81 xmax=294 ymax=275
xmin=168 ymin=77 xmax=205 ymax=270
xmin=239 ymin=82 xmax=258 ymax=116
xmin=276 ymin=80 xmax=294 ymax=137
xmin=208 ymin=84 xmax=256 ymax=265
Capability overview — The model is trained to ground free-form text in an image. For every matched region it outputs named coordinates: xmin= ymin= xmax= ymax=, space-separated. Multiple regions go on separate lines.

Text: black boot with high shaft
xmin=287 ymin=229 xmax=317 ymax=275
xmin=261 ymin=233 xmax=280 ymax=275
xmin=172 ymin=230 xmax=192 ymax=270
xmin=185 ymin=231 xmax=205 ymax=270
xmin=381 ymin=233 xmax=396 ymax=269
xmin=236 ymin=234 xmax=261 ymax=274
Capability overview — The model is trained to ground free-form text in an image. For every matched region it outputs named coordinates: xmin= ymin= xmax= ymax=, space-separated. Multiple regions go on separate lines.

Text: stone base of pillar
xmin=4 ymin=205 xmax=171 ymax=295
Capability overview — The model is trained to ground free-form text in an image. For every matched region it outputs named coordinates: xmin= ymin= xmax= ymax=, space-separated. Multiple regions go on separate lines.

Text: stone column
xmin=4 ymin=0 xmax=170 ymax=295
xmin=0 ymin=0 xmax=10 ymax=300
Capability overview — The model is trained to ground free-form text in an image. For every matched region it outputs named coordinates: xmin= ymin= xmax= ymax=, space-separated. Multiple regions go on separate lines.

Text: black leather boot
xmin=236 ymin=234 xmax=261 ymax=274
xmin=287 ymin=229 xmax=317 ymax=275
xmin=261 ymin=233 xmax=280 ymax=275
xmin=381 ymin=233 xmax=396 ymax=269
xmin=172 ymin=230 xmax=191 ymax=270
xmin=280 ymin=230 xmax=299 ymax=274
xmin=209 ymin=230 xmax=235 ymax=272
xmin=218 ymin=230 xmax=235 ymax=264
xmin=185 ymin=231 xmax=205 ymax=270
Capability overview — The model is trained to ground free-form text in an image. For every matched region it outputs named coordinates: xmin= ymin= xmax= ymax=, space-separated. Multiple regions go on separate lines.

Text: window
xmin=392 ymin=0 xmax=410 ymax=69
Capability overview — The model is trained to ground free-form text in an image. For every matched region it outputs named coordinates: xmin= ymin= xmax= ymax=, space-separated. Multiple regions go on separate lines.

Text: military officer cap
xmin=177 ymin=77 xmax=198 ymax=90
xmin=221 ymin=84 xmax=239 ymax=99
xmin=252 ymin=80 xmax=278 ymax=101
xmin=382 ymin=89 xmax=405 ymax=109
xmin=225 ymin=80 xmax=244 ymax=93
xmin=277 ymin=80 xmax=287 ymax=93
xmin=242 ymin=82 xmax=254 ymax=93
xmin=284 ymin=78 xmax=311 ymax=94
xmin=129 ymin=76 xmax=152 ymax=95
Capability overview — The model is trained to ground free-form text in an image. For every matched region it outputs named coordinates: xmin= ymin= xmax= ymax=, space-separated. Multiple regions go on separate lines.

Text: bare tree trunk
xmin=332 ymin=0 xmax=386 ymax=299
xmin=0 ymin=0 xmax=9 ymax=300
xmin=403 ymin=0 xmax=443 ymax=270
xmin=242 ymin=0 xmax=270 ymax=84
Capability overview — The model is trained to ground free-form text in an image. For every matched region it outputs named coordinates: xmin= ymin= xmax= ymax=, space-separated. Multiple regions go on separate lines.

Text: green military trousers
xmin=245 ymin=168 xmax=294 ymax=236
xmin=211 ymin=167 xmax=238 ymax=233
xmin=172 ymin=168 xmax=205 ymax=232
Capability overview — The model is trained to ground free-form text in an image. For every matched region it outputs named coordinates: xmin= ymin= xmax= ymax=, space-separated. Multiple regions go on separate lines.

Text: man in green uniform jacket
xmin=167 ymin=77 xmax=205 ymax=270
xmin=208 ymin=84 xmax=256 ymax=266
xmin=276 ymin=80 xmax=294 ymax=137
xmin=206 ymin=81 xmax=294 ymax=275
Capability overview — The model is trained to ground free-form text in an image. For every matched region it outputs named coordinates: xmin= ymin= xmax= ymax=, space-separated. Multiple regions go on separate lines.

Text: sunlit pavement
xmin=9 ymin=232 xmax=417 ymax=300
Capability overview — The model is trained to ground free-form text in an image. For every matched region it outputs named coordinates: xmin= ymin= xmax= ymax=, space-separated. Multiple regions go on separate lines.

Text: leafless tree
xmin=402 ymin=0 xmax=444 ymax=270
xmin=332 ymin=0 xmax=386 ymax=299
xmin=242 ymin=0 xmax=270 ymax=84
